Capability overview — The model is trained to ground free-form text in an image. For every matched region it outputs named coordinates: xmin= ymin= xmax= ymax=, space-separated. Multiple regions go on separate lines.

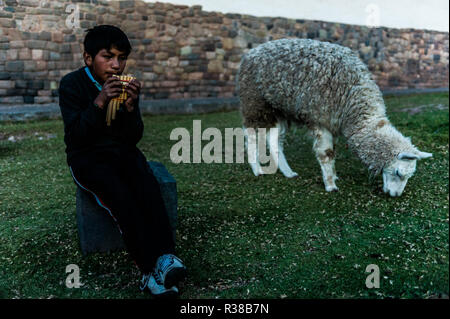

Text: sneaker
xmin=154 ymin=254 xmax=187 ymax=289
xmin=140 ymin=272 xmax=178 ymax=298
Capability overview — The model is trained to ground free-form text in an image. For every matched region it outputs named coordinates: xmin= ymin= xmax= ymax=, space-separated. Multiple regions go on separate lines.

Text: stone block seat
xmin=76 ymin=161 xmax=178 ymax=255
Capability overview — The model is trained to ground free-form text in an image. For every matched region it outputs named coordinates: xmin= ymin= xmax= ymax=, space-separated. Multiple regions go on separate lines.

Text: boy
xmin=58 ymin=25 xmax=186 ymax=298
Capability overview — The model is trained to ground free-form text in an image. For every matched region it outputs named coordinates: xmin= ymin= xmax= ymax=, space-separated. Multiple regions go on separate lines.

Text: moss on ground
xmin=0 ymin=93 xmax=448 ymax=299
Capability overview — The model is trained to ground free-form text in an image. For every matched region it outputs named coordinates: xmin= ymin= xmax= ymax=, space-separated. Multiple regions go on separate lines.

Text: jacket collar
xmin=84 ymin=66 xmax=102 ymax=92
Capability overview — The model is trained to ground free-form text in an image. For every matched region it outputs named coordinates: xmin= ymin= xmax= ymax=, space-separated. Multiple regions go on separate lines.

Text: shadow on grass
xmin=0 ymin=144 xmax=17 ymax=158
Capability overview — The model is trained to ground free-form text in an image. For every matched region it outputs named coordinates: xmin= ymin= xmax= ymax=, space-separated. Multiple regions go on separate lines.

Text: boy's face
xmin=83 ymin=46 xmax=128 ymax=85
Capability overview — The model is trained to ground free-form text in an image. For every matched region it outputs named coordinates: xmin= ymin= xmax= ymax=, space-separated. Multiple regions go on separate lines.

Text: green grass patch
xmin=0 ymin=93 xmax=448 ymax=299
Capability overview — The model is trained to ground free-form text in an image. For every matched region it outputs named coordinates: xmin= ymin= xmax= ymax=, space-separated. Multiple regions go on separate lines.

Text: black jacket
xmin=58 ymin=67 xmax=144 ymax=166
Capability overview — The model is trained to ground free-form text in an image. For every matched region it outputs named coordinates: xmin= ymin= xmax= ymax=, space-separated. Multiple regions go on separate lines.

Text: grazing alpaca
xmin=239 ymin=38 xmax=432 ymax=197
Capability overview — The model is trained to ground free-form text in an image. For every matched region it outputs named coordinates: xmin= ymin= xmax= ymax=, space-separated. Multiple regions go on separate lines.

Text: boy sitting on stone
xmin=58 ymin=25 xmax=186 ymax=298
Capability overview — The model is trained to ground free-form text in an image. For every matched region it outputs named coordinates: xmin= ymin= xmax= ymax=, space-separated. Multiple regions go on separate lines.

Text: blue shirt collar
xmin=84 ymin=66 xmax=103 ymax=92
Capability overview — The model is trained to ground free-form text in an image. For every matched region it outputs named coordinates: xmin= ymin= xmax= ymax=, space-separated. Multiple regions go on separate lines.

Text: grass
xmin=0 ymin=92 xmax=448 ymax=299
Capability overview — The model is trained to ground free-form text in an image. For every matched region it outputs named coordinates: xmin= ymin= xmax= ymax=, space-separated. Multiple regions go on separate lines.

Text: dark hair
xmin=83 ymin=25 xmax=132 ymax=58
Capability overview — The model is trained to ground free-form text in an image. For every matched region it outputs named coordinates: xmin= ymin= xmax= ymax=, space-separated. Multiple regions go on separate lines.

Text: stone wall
xmin=0 ymin=0 xmax=448 ymax=104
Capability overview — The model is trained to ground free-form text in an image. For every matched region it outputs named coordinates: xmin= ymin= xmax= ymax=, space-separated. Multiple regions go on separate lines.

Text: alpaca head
xmin=382 ymin=151 xmax=432 ymax=197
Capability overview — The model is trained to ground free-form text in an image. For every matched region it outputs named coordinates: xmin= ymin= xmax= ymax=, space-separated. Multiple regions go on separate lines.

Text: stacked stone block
xmin=0 ymin=0 xmax=448 ymax=105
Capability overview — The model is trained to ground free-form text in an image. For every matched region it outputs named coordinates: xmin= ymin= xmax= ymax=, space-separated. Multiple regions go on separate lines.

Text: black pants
xmin=69 ymin=146 xmax=175 ymax=274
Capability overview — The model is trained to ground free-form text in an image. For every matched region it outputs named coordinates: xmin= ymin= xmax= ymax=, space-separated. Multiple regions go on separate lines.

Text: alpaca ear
xmin=416 ymin=151 xmax=433 ymax=159
xmin=398 ymin=151 xmax=432 ymax=160
xmin=398 ymin=152 xmax=419 ymax=160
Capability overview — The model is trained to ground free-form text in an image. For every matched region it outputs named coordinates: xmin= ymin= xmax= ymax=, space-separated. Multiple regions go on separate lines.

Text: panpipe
xmin=106 ymin=74 xmax=136 ymax=126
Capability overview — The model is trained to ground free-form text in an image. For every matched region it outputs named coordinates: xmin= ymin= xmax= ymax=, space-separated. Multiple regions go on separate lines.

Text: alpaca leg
xmin=268 ymin=121 xmax=298 ymax=178
xmin=244 ymin=126 xmax=264 ymax=176
xmin=312 ymin=127 xmax=338 ymax=192
xmin=241 ymin=92 xmax=278 ymax=176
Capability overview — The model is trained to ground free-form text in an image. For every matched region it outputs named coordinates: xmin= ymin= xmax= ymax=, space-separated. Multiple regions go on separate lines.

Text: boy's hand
xmin=124 ymin=79 xmax=141 ymax=112
xmin=94 ymin=77 xmax=123 ymax=109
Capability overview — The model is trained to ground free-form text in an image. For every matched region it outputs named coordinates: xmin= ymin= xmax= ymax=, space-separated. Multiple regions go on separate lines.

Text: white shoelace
xmin=157 ymin=255 xmax=175 ymax=273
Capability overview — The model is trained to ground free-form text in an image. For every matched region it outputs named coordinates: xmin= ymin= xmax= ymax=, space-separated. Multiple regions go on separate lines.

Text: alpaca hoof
xmin=326 ymin=186 xmax=339 ymax=192
xmin=251 ymin=168 xmax=264 ymax=176
xmin=285 ymin=172 xmax=299 ymax=178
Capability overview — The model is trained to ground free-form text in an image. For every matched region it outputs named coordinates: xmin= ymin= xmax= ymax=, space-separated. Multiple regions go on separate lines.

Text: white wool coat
xmin=238 ymin=38 xmax=419 ymax=174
